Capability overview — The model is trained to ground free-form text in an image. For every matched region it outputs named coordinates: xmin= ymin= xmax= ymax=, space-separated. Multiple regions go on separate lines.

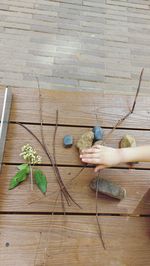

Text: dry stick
xmin=37 ymin=79 xmax=67 ymax=210
xmin=17 ymin=122 xmax=81 ymax=209
xmin=94 ymin=68 xmax=144 ymax=249
xmin=52 ymin=109 xmax=66 ymax=203
xmin=34 ymin=190 xmax=61 ymax=266
xmin=36 ymin=78 xmax=80 ymax=208
xmin=131 ymin=68 xmax=144 ymax=114
xmin=16 ymin=122 xmax=66 ymax=195
xmin=102 ymin=68 xmax=144 ymax=144
xmin=52 ymin=109 xmax=66 ymax=212
xmin=94 ymin=108 xmax=106 ymax=249
xmin=96 ymin=174 xmax=106 ymax=250
xmin=34 ymin=231 xmax=43 ymax=266
xmin=52 ymin=110 xmax=81 ymax=208
xmin=17 ymin=101 xmax=80 ymax=209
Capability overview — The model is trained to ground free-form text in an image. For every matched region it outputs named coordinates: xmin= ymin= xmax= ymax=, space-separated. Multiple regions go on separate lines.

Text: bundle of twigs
xmin=17 ymin=79 xmax=81 ymax=212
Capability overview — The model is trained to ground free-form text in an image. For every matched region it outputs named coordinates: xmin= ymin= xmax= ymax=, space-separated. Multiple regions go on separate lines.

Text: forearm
xmin=120 ymin=145 xmax=150 ymax=163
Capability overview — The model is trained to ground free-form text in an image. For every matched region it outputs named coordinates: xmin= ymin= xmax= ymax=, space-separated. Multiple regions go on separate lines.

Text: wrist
xmin=119 ymin=147 xmax=136 ymax=163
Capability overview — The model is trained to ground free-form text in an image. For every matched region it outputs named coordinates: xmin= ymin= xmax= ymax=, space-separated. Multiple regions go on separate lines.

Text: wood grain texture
xmin=1 ymin=165 xmax=150 ymax=214
xmin=0 ymin=215 xmax=150 ymax=266
xmin=0 ymin=0 xmax=150 ymax=93
xmin=1 ymin=1 xmax=150 ymax=264
xmin=1 ymin=88 xmax=150 ymax=129
xmin=4 ymin=123 xmax=150 ymax=169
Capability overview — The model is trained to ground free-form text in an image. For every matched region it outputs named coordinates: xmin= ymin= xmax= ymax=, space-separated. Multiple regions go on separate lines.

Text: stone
xmin=90 ymin=177 xmax=126 ymax=200
xmin=119 ymin=134 xmax=136 ymax=148
xmin=76 ymin=130 xmax=94 ymax=152
xmin=63 ymin=135 xmax=73 ymax=148
xmin=92 ymin=126 xmax=103 ymax=142
xmin=119 ymin=135 xmax=138 ymax=166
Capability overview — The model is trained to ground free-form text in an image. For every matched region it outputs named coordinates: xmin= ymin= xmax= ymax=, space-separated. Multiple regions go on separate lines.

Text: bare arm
xmin=80 ymin=145 xmax=150 ymax=172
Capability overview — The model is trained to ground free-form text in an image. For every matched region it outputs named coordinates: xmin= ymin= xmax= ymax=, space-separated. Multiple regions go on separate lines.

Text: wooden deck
xmin=0 ymin=87 xmax=150 ymax=265
xmin=0 ymin=0 xmax=150 ymax=94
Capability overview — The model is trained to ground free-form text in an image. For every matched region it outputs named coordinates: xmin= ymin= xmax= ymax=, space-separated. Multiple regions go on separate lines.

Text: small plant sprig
xmin=9 ymin=144 xmax=47 ymax=194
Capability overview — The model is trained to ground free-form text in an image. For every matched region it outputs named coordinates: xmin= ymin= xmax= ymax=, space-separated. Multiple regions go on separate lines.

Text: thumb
xmin=94 ymin=165 xmax=106 ymax=172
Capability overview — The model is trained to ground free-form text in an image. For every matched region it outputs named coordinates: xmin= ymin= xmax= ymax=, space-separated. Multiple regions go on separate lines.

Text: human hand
xmin=80 ymin=145 xmax=122 ymax=172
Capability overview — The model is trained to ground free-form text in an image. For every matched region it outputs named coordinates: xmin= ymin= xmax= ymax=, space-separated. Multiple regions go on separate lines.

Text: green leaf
xmin=34 ymin=169 xmax=47 ymax=194
xmin=17 ymin=164 xmax=30 ymax=174
xmin=9 ymin=168 xmax=28 ymax=190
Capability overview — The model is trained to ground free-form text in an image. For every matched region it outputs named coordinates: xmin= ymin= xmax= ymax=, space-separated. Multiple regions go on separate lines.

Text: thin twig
xmin=34 ymin=231 xmax=42 ymax=266
xmin=94 ymin=69 xmax=144 ymax=247
xmin=17 ymin=78 xmax=81 ymax=209
xmin=103 ymin=68 xmax=144 ymax=143
xmin=36 ymin=78 xmax=67 ymax=208
xmin=17 ymin=121 xmax=81 ymax=208
xmin=52 ymin=109 xmax=66 ymax=213
xmin=131 ymin=68 xmax=144 ymax=114
xmin=36 ymin=77 xmax=75 ymax=207
xmin=53 ymin=109 xmax=58 ymax=163
xmin=95 ymin=173 xmax=106 ymax=250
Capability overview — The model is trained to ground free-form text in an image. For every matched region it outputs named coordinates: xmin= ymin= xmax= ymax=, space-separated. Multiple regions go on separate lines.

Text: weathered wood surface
xmin=1 ymin=87 xmax=150 ymax=129
xmin=0 ymin=215 xmax=150 ymax=266
xmin=1 ymin=165 xmax=150 ymax=214
xmin=0 ymin=0 xmax=150 ymax=94
xmin=4 ymin=123 xmax=150 ymax=169
xmin=1 ymin=0 xmax=150 ymax=264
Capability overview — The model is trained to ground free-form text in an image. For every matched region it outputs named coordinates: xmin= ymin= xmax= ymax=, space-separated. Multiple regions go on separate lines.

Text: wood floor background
xmin=0 ymin=0 xmax=150 ymax=93
xmin=0 ymin=87 xmax=150 ymax=265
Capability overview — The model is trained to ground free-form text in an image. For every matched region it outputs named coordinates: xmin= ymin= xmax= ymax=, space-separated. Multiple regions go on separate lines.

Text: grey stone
xmin=90 ymin=177 xmax=126 ymax=200
xmin=92 ymin=126 xmax=103 ymax=141
xmin=63 ymin=135 xmax=73 ymax=148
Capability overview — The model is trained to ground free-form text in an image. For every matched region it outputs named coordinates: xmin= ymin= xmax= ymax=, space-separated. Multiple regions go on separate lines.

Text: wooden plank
xmin=4 ymin=123 xmax=150 ymax=169
xmin=0 ymin=214 xmax=150 ymax=266
xmin=1 ymin=87 xmax=150 ymax=129
xmin=1 ymin=165 xmax=149 ymax=214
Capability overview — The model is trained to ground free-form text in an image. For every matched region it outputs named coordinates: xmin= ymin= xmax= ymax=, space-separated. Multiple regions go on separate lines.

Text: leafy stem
xmin=9 ymin=145 xmax=47 ymax=195
xmin=30 ymin=164 xmax=33 ymax=191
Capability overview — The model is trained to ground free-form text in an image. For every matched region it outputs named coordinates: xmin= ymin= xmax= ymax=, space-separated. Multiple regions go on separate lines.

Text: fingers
xmin=81 ymin=158 xmax=101 ymax=164
xmin=95 ymin=165 xmax=106 ymax=172
xmin=80 ymin=153 xmax=99 ymax=159
xmin=81 ymin=147 xmax=100 ymax=154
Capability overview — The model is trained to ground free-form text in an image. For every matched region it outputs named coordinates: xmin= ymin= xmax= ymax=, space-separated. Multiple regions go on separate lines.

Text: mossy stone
xmin=119 ymin=134 xmax=136 ymax=148
xmin=76 ymin=130 xmax=94 ymax=153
